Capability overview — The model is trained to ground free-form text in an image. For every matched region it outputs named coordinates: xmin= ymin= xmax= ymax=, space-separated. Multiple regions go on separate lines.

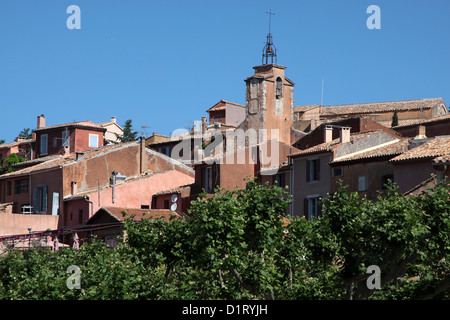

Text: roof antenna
xmin=321 ymin=78 xmax=324 ymax=106
xmin=262 ymin=9 xmax=277 ymax=65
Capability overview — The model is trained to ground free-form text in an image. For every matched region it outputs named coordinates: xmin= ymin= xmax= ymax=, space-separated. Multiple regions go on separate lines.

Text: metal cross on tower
xmin=262 ymin=9 xmax=277 ymax=65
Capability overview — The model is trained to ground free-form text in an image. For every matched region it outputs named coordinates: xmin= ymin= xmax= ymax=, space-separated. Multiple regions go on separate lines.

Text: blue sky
xmin=1 ymin=0 xmax=449 ymax=143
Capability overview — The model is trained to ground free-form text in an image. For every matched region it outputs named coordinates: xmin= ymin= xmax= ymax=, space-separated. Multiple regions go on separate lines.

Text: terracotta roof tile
xmin=330 ymin=139 xmax=410 ymax=164
xmin=390 ymin=136 xmax=450 ymax=162
xmin=33 ymin=120 xmax=105 ymax=132
xmin=289 ymin=130 xmax=386 ymax=157
xmin=0 ymin=139 xmax=34 ymax=149
xmin=207 ymin=99 xmax=245 ymax=112
xmin=0 ymin=142 xmax=135 ymax=179
xmin=100 ymin=206 xmax=178 ymax=222
xmin=393 ymin=113 xmax=450 ymax=128
xmin=320 ymin=98 xmax=445 ymax=116
xmin=294 ymin=105 xmax=321 ymax=113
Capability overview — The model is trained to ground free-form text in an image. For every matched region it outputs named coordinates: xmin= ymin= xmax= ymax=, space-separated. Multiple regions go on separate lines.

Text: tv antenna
xmin=140 ymin=125 xmax=151 ymax=137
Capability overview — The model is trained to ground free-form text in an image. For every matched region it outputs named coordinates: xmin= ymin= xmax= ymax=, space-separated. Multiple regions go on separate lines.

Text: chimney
xmin=324 ymin=126 xmax=333 ymax=143
xmin=415 ymin=125 xmax=427 ymax=139
xmin=201 ymin=116 xmax=207 ymax=132
xmin=37 ymin=114 xmax=46 ymax=129
xmin=111 ymin=116 xmax=116 ymax=123
xmin=71 ymin=181 xmax=78 ymax=196
xmin=340 ymin=127 xmax=351 ymax=144
xmin=140 ymin=135 xmax=145 ymax=174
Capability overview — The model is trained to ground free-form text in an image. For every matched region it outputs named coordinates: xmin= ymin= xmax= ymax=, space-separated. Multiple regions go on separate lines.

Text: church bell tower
xmin=239 ymin=11 xmax=295 ymax=146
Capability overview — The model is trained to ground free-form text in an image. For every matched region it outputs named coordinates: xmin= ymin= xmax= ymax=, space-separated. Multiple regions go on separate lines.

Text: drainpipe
xmin=84 ymin=196 xmax=94 ymax=219
xmin=289 ymin=157 xmax=294 ymax=217
xmin=111 ymin=171 xmax=117 ymax=203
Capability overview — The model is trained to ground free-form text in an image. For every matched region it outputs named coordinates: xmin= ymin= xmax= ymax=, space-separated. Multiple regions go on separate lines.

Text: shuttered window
xmin=33 ymin=185 xmax=48 ymax=213
xmin=306 ymin=159 xmax=320 ymax=182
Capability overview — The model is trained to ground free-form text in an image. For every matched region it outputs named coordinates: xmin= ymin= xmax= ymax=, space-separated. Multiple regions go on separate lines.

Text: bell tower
xmin=238 ymin=11 xmax=295 ymax=146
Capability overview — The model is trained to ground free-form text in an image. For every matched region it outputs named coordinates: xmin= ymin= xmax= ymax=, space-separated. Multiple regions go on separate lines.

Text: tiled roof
xmin=0 ymin=142 xmax=135 ymax=179
xmin=433 ymin=154 xmax=450 ymax=164
xmin=390 ymin=136 xmax=450 ymax=162
xmin=89 ymin=206 xmax=178 ymax=223
xmin=33 ymin=120 xmax=105 ymax=132
xmin=0 ymin=139 xmax=34 ymax=149
xmin=330 ymin=139 xmax=410 ymax=165
xmin=294 ymin=105 xmax=321 ymax=113
xmin=320 ymin=98 xmax=445 ymax=116
xmin=207 ymin=100 xmax=245 ymax=112
xmin=153 ymin=183 xmax=194 ymax=196
xmin=289 ymin=130 xmax=386 ymax=157
xmin=393 ymin=113 xmax=450 ymax=128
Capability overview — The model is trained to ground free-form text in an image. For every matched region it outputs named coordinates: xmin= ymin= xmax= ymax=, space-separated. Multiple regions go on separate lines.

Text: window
xmin=158 ymin=146 xmax=170 ymax=156
xmin=62 ymin=130 xmax=70 ymax=148
xmin=141 ymin=205 xmax=150 ymax=210
xmin=305 ymin=196 xmax=321 ymax=220
xmin=7 ymin=181 xmax=12 ymax=196
xmin=332 ymin=167 xmax=343 ymax=177
xmin=78 ymin=209 xmax=83 ymax=224
xmin=89 ymin=134 xmax=99 ymax=148
xmin=358 ymin=175 xmax=367 ymax=192
xmin=164 ymin=200 xmax=170 ymax=209
xmin=306 ymin=159 xmax=320 ymax=182
xmin=33 ymin=185 xmax=48 ymax=213
xmin=40 ymin=134 xmax=48 ymax=155
xmin=274 ymin=173 xmax=286 ymax=188
xmin=276 ymin=77 xmax=283 ymax=99
xmin=202 ymin=166 xmax=213 ymax=193
xmin=381 ymin=174 xmax=394 ymax=190
xmin=14 ymin=179 xmax=29 ymax=194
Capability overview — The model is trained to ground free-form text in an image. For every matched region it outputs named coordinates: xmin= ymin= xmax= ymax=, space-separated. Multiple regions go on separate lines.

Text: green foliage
xmin=18 ymin=128 xmax=32 ymax=139
xmin=116 ymin=119 xmax=138 ymax=143
xmin=391 ymin=109 xmax=399 ymax=127
xmin=0 ymin=179 xmax=448 ymax=300
xmin=0 ymin=153 xmax=26 ymax=175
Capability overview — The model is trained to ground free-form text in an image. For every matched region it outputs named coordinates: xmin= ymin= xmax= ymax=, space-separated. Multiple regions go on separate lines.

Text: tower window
xmin=276 ymin=77 xmax=283 ymax=99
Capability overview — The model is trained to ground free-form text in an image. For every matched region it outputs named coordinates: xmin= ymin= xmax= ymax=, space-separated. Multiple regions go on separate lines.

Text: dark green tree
xmin=391 ymin=109 xmax=399 ymax=127
xmin=18 ymin=128 xmax=32 ymax=139
xmin=0 ymin=153 xmax=26 ymax=175
xmin=116 ymin=119 xmax=138 ymax=142
xmin=0 ymin=139 xmax=5 ymax=145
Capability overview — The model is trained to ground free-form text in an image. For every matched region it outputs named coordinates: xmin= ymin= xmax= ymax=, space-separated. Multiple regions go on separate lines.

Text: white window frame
xmin=89 ymin=134 xmax=99 ymax=148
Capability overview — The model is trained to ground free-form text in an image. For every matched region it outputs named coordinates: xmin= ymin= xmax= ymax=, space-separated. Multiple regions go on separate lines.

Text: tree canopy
xmin=116 ymin=119 xmax=138 ymax=143
xmin=0 ymin=179 xmax=448 ymax=300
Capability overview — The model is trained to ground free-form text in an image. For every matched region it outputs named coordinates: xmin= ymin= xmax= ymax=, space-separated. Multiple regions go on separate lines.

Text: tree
xmin=124 ymin=179 xmax=295 ymax=299
xmin=305 ymin=180 xmax=450 ymax=299
xmin=116 ymin=119 xmax=138 ymax=143
xmin=391 ymin=109 xmax=399 ymax=127
xmin=18 ymin=128 xmax=32 ymax=139
xmin=0 ymin=179 xmax=448 ymax=300
xmin=0 ymin=139 xmax=5 ymax=145
xmin=0 ymin=153 xmax=26 ymax=175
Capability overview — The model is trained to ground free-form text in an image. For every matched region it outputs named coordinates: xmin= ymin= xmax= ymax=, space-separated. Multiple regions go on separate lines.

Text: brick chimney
xmin=415 ymin=125 xmax=427 ymax=139
xmin=37 ymin=114 xmax=46 ymax=129
xmin=340 ymin=127 xmax=351 ymax=144
xmin=71 ymin=181 xmax=78 ymax=196
xmin=324 ymin=126 xmax=333 ymax=143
